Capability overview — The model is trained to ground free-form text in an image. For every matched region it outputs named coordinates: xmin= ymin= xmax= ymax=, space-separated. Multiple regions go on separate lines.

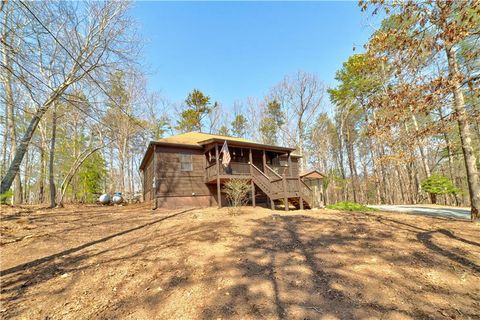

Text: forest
xmin=1 ymin=1 xmax=479 ymax=220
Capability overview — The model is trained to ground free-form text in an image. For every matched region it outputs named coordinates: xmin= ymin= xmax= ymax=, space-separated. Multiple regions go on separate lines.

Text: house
xmin=139 ymin=132 xmax=322 ymax=210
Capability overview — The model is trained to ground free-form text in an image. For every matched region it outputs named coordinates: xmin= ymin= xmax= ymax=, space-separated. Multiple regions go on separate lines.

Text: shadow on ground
xmin=199 ymin=213 xmax=479 ymax=319
xmin=1 ymin=207 xmax=479 ymax=319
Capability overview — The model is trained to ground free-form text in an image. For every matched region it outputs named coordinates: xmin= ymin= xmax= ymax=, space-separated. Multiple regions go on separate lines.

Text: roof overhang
xmin=300 ymin=170 xmax=326 ymax=179
xmin=198 ymin=138 xmax=297 ymax=154
xmin=139 ymin=141 xmax=204 ymax=170
xmin=140 ymin=138 xmax=302 ymax=170
xmin=150 ymin=141 xmax=203 ymax=149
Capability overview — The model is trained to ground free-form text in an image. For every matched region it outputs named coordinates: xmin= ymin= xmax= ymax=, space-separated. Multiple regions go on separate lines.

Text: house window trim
xmin=180 ymin=153 xmax=193 ymax=172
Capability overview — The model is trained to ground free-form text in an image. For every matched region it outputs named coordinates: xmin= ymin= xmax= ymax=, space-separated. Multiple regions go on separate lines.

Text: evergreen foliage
xmin=259 ymin=99 xmax=284 ymax=145
xmin=231 ymin=114 xmax=247 ymax=138
xmin=177 ymin=89 xmax=213 ymax=133
xmin=421 ymin=175 xmax=460 ymax=204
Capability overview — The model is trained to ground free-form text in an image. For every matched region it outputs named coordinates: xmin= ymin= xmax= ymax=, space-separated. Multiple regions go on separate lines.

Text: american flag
xmin=220 ymin=141 xmax=231 ymax=167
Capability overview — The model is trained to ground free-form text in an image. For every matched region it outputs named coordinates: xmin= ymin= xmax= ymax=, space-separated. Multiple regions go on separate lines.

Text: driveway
xmin=369 ymin=204 xmax=471 ymax=220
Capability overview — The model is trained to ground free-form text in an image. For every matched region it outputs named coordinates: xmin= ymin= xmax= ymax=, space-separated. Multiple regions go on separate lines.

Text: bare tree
xmin=0 ymin=1 xmax=136 ymax=195
xmin=271 ymin=71 xmax=325 ymax=172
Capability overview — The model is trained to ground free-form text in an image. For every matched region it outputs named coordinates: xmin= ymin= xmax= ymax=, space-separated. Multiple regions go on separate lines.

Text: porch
xmin=203 ymin=143 xmax=313 ymax=210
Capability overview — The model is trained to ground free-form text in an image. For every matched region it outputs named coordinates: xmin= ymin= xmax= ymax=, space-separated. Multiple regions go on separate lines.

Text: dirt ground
xmin=1 ymin=204 xmax=479 ymax=320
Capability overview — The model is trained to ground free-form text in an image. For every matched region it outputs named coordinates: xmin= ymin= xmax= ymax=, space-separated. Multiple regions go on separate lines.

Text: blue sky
xmin=130 ymin=1 xmax=376 ymax=109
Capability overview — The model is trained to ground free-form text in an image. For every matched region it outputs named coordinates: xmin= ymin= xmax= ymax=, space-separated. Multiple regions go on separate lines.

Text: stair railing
xmin=300 ymin=180 xmax=314 ymax=207
xmin=250 ymin=163 xmax=285 ymax=198
xmin=265 ymin=164 xmax=283 ymax=179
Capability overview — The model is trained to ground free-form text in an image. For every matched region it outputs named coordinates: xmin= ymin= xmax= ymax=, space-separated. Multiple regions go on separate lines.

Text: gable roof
xmin=140 ymin=132 xmax=301 ymax=170
xmin=300 ymin=170 xmax=326 ymax=179
xmin=155 ymin=132 xmax=298 ymax=153
xmin=156 ymin=132 xmax=253 ymax=146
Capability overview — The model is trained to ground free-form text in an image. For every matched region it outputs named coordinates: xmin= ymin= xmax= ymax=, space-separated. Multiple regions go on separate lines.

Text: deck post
xmin=216 ymin=144 xmax=222 ymax=208
xmin=288 ymin=152 xmax=292 ymax=176
xmin=263 ymin=150 xmax=274 ymax=209
xmin=203 ymin=150 xmax=207 ymax=182
xmin=249 ymin=148 xmax=256 ymax=207
xmin=262 ymin=150 xmax=267 ymax=171
xmin=142 ymin=167 xmax=145 ymax=202
xmin=299 ymin=176 xmax=304 ymax=210
xmin=284 ymin=152 xmax=292 ymax=211
xmin=320 ymin=183 xmax=325 ymax=207
xmin=152 ymin=144 xmax=158 ymax=210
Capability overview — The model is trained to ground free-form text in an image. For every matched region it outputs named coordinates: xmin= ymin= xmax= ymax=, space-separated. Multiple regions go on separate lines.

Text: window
xmin=180 ymin=154 xmax=193 ymax=171
xmin=272 ymin=156 xmax=288 ymax=167
xmin=279 ymin=159 xmax=288 ymax=167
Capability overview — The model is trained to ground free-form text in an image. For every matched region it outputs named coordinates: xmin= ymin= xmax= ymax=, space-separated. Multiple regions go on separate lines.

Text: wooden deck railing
xmin=205 ymin=161 xmax=251 ymax=181
xmin=300 ymin=180 xmax=313 ymax=204
xmin=228 ymin=162 xmax=250 ymax=175
xmin=285 ymin=177 xmax=299 ymax=194
xmin=265 ymin=164 xmax=283 ymax=179
xmin=250 ymin=164 xmax=275 ymax=198
xmin=206 ymin=161 xmax=314 ymax=208
xmin=205 ymin=163 xmax=218 ymax=182
xmin=270 ymin=165 xmax=288 ymax=176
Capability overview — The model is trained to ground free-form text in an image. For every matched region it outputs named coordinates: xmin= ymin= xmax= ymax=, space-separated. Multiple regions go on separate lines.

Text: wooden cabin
xmin=139 ymin=132 xmax=318 ymax=210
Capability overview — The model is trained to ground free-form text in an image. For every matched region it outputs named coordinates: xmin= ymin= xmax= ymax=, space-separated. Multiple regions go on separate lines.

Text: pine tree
xmin=259 ymin=100 xmax=284 ymax=145
xmin=176 ymin=89 xmax=213 ymax=133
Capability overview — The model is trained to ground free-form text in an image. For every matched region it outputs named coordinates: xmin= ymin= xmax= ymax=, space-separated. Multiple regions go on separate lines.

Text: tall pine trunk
xmin=39 ymin=145 xmax=45 ymax=203
xmin=409 ymin=109 xmax=431 ymax=178
xmin=49 ymin=105 xmax=57 ymax=208
xmin=1 ymin=100 xmax=7 ymax=182
xmin=446 ymin=45 xmax=480 ymax=220
xmin=345 ymin=128 xmax=358 ymax=203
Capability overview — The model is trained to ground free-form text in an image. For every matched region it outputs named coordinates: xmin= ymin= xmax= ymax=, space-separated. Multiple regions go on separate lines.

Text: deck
xmin=205 ymin=161 xmax=314 ymax=210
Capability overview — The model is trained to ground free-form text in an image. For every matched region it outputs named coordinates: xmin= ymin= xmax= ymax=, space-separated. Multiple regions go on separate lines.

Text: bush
xmin=223 ymin=178 xmax=250 ymax=215
xmin=0 ymin=190 xmax=13 ymax=204
xmin=327 ymin=201 xmax=377 ymax=212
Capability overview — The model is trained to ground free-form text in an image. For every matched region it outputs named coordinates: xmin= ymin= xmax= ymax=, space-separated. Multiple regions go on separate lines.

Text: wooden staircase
xmin=250 ymin=163 xmax=313 ymax=210
xmin=288 ymin=197 xmax=311 ymax=210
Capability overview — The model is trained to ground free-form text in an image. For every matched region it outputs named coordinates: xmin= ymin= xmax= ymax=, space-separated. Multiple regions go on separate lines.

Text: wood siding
xmin=155 ymin=146 xmax=211 ymax=197
xmin=142 ymin=143 xmax=303 ymax=209
xmin=143 ymin=151 xmax=154 ymax=201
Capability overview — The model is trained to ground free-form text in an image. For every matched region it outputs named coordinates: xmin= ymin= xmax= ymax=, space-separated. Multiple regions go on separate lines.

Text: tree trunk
xmin=1 ymin=97 xmax=8 ymax=181
xmin=130 ymin=153 xmax=135 ymax=196
xmin=109 ymin=143 xmax=114 ymax=193
xmin=0 ymin=75 xmax=74 ymax=195
xmin=362 ymin=161 xmax=369 ymax=203
xmin=2 ymin=17 xmax=23 ymax=203
xmin=49 ymin=105 xmax=57 ymax=208
xmin=345 ymin=129 xmax=358 ymax=203
xmin=39 ymin=145 xmax=45 ymax=203
xmin=446 ymin=45 xmax=480 ymax=221
xmin=23 ymin=149 xmax=30 ymax=203
xmin=395 ymin=164 xmax=406 ymax=204
xmin=429 ymin=193 xmax=437 ymax=205
xmin=409 ymin=109 xmax=431 ymax=179
xmin=406 ymin=162 xmax=416 ymax=204
xmin=438 ymin=108 xmax=460 ymax=206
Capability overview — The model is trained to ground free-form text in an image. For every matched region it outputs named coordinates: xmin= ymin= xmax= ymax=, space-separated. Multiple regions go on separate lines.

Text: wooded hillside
xmin=1 ymin=1 xmax=479 ymax=219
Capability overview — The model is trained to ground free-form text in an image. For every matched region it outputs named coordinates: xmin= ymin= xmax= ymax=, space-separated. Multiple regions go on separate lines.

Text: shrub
xmin=327 ymin=201 xmax=377 ymax=212
xmin=223 ymin=178 xmax=250 ymax=215
xmin=0 ymin=190 xmax=13 ymax=204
